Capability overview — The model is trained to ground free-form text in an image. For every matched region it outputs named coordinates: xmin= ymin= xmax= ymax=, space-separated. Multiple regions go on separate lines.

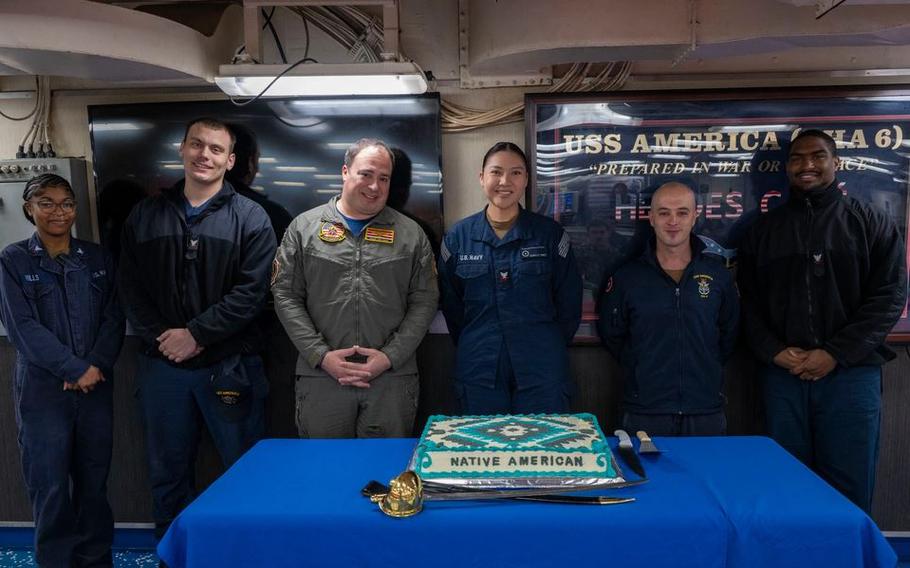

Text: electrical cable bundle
xmin=229 ymin=5 xmax=389 ymax=106
xmin=11 ymin=76 xmax=54 ymax=158
xmin=288 ymin=5 xmax=384 ymax=63
xmin=440 ymin=62 xmax=632 ymax=132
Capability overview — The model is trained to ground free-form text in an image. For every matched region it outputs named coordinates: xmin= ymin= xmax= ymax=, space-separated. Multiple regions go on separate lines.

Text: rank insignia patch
xmin=694 ymin=274 xmax=714 ymax=299
xmin=364 ymin=227 xmax=395 ymax=244
xmin=318 ymin=222 xmax=346 ymax=243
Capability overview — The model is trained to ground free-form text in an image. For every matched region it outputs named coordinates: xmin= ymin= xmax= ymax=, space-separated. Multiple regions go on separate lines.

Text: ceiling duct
xmin=0 ymin=0 xmax=241 ymax=84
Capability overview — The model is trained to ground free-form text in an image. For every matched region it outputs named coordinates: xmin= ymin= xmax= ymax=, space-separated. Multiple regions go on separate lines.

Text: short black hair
xmin=481 ymin=142 xmax=530 ymax=172
xmin=790 ymin=129 xmax=837 ymax=157
xmin=182 ymin=117 xmax=236 ymax=150
xmin=22 ymin=173 xmax=75 ymax=224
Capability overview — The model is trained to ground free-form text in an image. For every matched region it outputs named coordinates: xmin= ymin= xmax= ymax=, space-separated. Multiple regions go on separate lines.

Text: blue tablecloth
xmin=158 ymin=436 xmax=896 ymax=568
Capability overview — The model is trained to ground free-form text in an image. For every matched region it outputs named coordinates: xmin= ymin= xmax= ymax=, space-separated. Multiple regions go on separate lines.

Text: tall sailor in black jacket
xmin=598 ymin=182 xmax=739 ymax=436
xmin=119 ymin=117 xmax=276 ymax=538
xmin=738 ymin=130 xmax=907 ymax=513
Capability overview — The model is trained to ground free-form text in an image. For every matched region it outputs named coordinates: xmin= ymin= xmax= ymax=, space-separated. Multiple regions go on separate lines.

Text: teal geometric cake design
xmin=413 ymin=413 xmax=618 ymax=480
xmin=429 ymin=415 xmax=599 ymax=449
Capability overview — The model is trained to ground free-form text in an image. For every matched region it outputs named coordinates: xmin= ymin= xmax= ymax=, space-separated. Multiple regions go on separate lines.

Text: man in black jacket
xmin=738 ymin=129 xmax=907 ymax=513
xmin=598 ymin=182 xmax=739 ymax=436
xmin=119 ymin=117 xmax=276 ymax=538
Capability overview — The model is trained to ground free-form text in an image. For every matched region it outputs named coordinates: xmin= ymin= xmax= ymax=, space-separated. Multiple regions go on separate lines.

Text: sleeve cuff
xmin=184 ymin=322 xmax=205 ymax=347
xmin=381 ymin=347 xmax=402 ymax=371
xmin=758 ymin=338 xmax=785 ymax=366
xmin=307 ymin=347 xmax=329 ymax=370
xmin=823 ymin=342 xmax=850 ymax=367
xmin=62 ymin=357 xmax=91 ymax=383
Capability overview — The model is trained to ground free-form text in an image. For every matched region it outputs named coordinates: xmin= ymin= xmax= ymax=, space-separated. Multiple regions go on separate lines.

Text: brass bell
xmin=374 ymin=471 xmax=423 ymax=518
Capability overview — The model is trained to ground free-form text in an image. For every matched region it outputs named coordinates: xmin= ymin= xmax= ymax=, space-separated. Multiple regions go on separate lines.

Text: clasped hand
xmin=773 ymin=347 xmax=836 ymax=381
xmin=320 ymin=345 xmax=392 ymax=388
xmin=63 ymin=365 xmax=104 ymax=393
xmin=157 ymin=328 xmax=203 ymax=363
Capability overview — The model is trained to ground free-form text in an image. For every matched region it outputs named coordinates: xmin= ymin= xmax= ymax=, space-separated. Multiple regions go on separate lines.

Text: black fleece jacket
xmin=119 ymin=180 xmax=276 ymax=367
xmin=738 ymin=180 xmax=907 ymax=367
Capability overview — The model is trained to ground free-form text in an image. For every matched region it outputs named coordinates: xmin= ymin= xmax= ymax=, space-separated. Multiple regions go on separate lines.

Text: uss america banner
xmin=526 ymin=89 xmax=910 ymax=342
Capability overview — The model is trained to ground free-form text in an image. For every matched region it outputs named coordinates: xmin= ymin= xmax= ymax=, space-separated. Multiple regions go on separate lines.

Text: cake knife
xmin=614 ymin=429 xmax=647 ymax=478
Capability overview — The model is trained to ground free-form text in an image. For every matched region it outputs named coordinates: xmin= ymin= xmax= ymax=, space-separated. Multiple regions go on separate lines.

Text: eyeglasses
xmin=32 ymin=199 xmax=76 ymax=213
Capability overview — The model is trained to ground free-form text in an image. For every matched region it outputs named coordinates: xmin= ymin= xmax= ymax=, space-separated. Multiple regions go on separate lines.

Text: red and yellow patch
xmin=364 ymin=227 xmax=395 ymax=245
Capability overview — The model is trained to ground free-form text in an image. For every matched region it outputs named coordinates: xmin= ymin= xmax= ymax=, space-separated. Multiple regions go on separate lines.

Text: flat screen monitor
xmin=88 ymin=95 xmax=443 ymax=251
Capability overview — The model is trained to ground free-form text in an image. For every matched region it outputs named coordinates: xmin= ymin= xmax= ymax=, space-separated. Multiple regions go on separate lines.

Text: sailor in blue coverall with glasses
xmin=0 ymin=174 xmax=124 ymax=567
xmin=438 ymin=142 xmax=583 ymax=414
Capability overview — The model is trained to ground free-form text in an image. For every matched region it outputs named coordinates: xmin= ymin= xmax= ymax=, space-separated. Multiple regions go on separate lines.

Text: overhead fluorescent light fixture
xmin=215 ymin=62 xmax=428 ymax=98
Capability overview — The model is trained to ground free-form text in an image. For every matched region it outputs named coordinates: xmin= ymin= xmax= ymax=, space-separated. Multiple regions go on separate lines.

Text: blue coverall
xmin=438 ymin=208 xmax=582 ymax=413
xmin=0 ymin=234 xmax=123 ymax=567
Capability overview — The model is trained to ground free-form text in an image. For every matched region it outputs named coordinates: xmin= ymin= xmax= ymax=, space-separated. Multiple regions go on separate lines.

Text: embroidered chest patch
xmin=318 ymin=222 xmax=346 ymax=243
xmin=364 ymin=227 xmax=395 ymax=244
xmin=520 ymin=246 xmax=547 ymax=259
xmin=693 ymin=274 xmax=714 ymax=299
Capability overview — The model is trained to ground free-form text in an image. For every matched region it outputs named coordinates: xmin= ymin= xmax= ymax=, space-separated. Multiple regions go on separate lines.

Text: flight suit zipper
xmin=354 ymin=229 xmax=362 ymax=345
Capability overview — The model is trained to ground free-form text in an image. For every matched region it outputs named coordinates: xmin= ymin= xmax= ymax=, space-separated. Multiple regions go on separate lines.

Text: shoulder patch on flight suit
xmin=271 ymin=257 xmax=281 ymax=287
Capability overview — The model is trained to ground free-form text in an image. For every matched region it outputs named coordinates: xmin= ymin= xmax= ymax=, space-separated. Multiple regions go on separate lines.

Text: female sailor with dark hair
xmin=0 ymin=173 xmax=123 ymax=566
xmin=438 ymin=142 xmax=582 ymax=414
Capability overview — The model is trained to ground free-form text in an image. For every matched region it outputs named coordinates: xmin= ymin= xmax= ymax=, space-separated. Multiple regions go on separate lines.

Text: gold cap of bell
xmin=378 ymin=471 xmax=423 ymax=518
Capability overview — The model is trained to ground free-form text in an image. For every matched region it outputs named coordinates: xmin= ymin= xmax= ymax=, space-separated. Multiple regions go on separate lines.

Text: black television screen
xmin=88 ymin=95 xmax=443 ymax=251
